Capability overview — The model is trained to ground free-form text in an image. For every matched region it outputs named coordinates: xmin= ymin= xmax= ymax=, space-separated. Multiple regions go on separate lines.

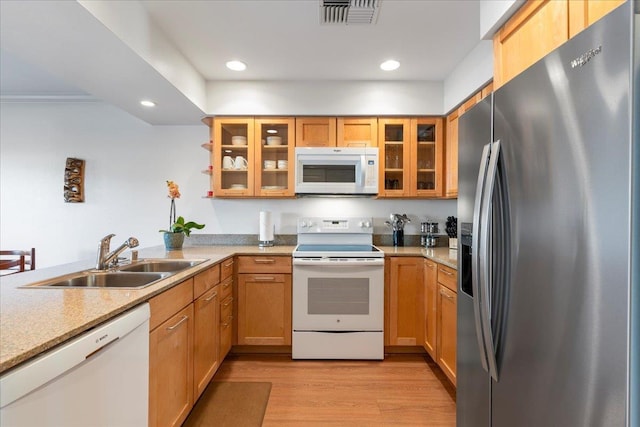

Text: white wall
xmin=0 ymin=101 xmax=455 ymax=268
xmin=480 ymin=0 xmax=525 ymax=40
xmin=207 ymin=80 xmax=443 ymax=116
xmin=443 ymin=40 xmax=493 ymax=113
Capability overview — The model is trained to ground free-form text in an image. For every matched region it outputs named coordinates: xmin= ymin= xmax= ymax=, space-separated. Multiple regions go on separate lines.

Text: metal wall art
xmin=64 ymin=158 xmax=85 ymax=203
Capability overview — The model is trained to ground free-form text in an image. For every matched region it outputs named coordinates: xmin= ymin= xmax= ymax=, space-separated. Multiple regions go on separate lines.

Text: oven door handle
xmin=292 ymin=259 xmax=384 ymax=267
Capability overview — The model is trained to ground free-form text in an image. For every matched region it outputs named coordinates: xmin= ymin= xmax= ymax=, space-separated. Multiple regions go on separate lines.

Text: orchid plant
xmin=159 ymin=180 xmax=205 ymax=236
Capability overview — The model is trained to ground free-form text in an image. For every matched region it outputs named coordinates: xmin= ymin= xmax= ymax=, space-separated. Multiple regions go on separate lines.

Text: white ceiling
xmin=0 ymin=0 xmax=484 ymax=124
xmin=141 ymin=0 xmax=480 ymax=81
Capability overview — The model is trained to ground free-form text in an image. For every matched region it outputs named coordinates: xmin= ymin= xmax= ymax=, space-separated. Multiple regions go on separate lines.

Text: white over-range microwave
xmin=294 ymin=147 xmax=379 ymax=195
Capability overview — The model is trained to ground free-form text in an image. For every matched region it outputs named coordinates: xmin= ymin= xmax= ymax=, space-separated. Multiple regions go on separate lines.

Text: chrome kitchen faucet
xmin=95 ymin=234 xmax=139 ymax=270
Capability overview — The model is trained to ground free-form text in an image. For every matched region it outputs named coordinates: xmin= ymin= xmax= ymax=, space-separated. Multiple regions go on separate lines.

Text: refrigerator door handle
xmin=471 ymin=143 xmax=491 ymax=373
xmin=479 ymin=140 xmax=502 ymax=382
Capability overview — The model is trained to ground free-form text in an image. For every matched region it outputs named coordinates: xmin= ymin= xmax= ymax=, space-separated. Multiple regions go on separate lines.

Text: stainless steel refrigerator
xmin=457 ymin=1 xmax=638 ymax=426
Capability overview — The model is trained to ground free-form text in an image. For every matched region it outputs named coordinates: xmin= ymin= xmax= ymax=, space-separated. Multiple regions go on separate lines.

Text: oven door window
xmin=308 ymin=278 xmax=369 ymax=315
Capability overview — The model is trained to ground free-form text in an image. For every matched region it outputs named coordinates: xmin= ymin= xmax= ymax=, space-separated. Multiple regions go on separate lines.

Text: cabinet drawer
xmin=193 ymin=264 xmax=221 ymax=299
xmin=149 ymin=279 xmax=194 ymax=331
xmin=219 ymin=276 xmax=233 ymax=301
xmin=237 ymin=256 xmax=292 ymax=274
xmin=437 ymin=264 xmax=457 ymax=292
xmin=220 ymin=257 xmax=234 ymax=281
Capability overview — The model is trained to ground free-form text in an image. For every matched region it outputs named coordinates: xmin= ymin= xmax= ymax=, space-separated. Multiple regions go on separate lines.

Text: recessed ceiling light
xmin=226 ymin=60 xmax=247 ymax=71
xmin=380 ymin=60 xmax=400 ymax=71
xmin=140 ymin=100 xmax=156 ymax=107
xmin=266 ymin=129 xmax=278 ymax=134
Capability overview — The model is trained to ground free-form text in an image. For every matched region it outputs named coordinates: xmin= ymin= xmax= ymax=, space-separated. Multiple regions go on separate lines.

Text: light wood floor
xmin=211 ymin=353 xmax=456 ymax=426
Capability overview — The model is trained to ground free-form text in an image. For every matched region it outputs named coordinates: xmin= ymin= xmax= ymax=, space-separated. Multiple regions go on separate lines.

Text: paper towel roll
xmin=259 ymin=210 xmax=274 ymax=243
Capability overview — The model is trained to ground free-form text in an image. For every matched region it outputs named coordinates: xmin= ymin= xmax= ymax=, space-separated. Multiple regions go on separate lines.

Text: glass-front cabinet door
xmin=213 ymin=118 xmax=255 ymax=197
xmin=411 ymin=118 xmax=444 ymax=197
xmin=254 ymin=118 xmax=295 ymax=197
xmin=378 ymin=118 xmax=411 ymax=197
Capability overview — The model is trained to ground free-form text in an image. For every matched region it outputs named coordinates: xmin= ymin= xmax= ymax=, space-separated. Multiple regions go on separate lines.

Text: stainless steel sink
xmin=117 ymin=259 xmax=206 ymax=273
xmin=22 ymin=271 xmax=170 ymax=289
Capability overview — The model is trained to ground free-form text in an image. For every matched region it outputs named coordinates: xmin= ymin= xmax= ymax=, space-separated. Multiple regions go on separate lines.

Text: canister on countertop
xmin=259 ymin=210 xmax=274 ymax=247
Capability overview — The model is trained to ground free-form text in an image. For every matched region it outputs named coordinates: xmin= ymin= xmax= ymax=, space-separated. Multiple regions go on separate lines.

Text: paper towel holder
xmin=259 ymin=239 xmax=274 ymax=248
xmin=259 ymin=210 xmax=275 ymax=247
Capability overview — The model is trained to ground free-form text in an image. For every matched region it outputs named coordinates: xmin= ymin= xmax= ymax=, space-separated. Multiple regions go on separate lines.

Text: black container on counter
xmin=393 ymin=229 xmax=404 ymax=247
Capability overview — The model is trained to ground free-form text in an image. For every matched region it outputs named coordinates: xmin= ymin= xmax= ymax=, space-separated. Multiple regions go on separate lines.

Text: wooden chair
xmin=0 ymin=248 xmax=36 ymax=275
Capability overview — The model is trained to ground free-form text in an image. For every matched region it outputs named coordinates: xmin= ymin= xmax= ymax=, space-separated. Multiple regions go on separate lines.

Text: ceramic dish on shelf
xmin=230 ymin=184 xmax=247 ymax=189
xmin=231 ymin=136 xmax=247 ymax=146
xmin=266 ymin=136 xmax=282 ymax=146
xmin=261 ymin=185 xmax=285 ymax=190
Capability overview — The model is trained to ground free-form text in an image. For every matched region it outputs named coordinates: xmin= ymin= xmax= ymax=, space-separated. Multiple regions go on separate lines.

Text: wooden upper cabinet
xmin=295 ymin=117 xmax=336 ymax=147
xmin=444 ymin=110 xmax=459 ymax=199
xmin=378 ymin=118 xmax=412 ymax=197
xmin=254 ymin=117 xmax=295 ymax=198
xmin=295 ymin=117 xmax=377 ymax=147
xmin=212 ymin=117 xmax=255 ymax=197
xmin=337 ymin=117 xmax=378 ymax=147
xmin=378 ymin=117 xmax=444 ymax=198
xmin=569 ymin=0 xmax=625 ymax=37
xmin=493 ymin=0 xmax=623 ymax=89
xmin=411 ymin=117 xmax=444 ymax=198
xmin=493 ymin=0 xmax=569 ymax=89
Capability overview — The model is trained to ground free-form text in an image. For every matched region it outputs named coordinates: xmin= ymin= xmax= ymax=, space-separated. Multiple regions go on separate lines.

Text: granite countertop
xmin=0 ymin=244 xmax=456 ymax=375
xmin=378 ymin=246 xmax=458 ymax=269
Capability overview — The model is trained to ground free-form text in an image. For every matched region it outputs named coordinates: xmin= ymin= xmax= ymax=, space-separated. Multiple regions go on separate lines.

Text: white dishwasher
xmin=0 ymin=303 xmax=150 ymax=427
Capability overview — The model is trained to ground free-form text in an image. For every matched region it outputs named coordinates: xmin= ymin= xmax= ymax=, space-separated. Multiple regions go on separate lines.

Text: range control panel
xmin=297 ymin=217 xmax=373 ymax=234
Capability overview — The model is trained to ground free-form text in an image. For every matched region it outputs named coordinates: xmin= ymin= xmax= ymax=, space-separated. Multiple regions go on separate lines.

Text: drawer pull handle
xmin=223 ymin=281 xmax=231 ymax=288
xmin=254 ymin=276 xmax=276 ymax=281
xmin=254 ymin=258 xmax=276 ymax=264
xmin=439 ymin=269 xmax=454 ymax=276
xmin=439 ymin=289 xmax=454 ymax=300
xmin=223 ymin=298 xmax=233 ymax=308
xmin=204 ymin=292 xmax=218 ymax=302
xmin=166 ymin=315 xmax=188 ymax=331
xmin=223 ymin=261 xmax=234 ymax=268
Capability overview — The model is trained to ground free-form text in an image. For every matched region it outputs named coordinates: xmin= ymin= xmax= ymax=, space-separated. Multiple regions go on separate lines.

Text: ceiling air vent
xmin=320 ymin=0 xmax=381 ymax=25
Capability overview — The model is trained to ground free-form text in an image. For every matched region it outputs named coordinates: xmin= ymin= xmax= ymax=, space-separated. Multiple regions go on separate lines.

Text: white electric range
xmin=292 ymin=217 xmax=384 ymax=360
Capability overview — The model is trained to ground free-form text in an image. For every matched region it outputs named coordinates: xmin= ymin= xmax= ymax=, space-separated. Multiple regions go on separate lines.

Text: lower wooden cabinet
xmin=219 ymin=276 xmax=234 ymax=359
xmin=423 ymin=259 xmax=438 ymax=359
xmin=237 ymin=273 xmax=292 ymax=345
xmin=236 ymin=255 xmax=292 ymax=346
xmin=387 ymin=256 xmax=423 ymax=346
xmin=148 ymin=263 xmax=227 ymax=427
xmin=193 ymin=285 xmax=220 ymax=400
xmin=437 ymin=284 xmax=457 ymax=385
xmin=436 ymin=264 xmax=458 ymax=385
xmin=149 ymin=302 xmax=194 ymax=427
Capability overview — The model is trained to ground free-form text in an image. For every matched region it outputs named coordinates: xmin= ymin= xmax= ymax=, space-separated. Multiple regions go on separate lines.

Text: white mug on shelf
xmin=277 ymin=159 xmax=288 ymax=169
xmin=234 ymin=156 xmax=248 ymax=170
xmin=222 ymin=156 xmax=234 ymax=169
xmin=264 ymin=160 xmax=276 ymax=170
